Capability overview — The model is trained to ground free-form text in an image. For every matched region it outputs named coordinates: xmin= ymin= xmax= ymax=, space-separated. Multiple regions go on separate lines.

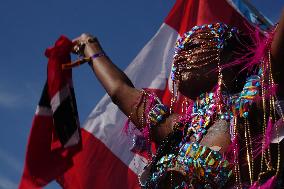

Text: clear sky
xmin=0 ymin=1 xmax=283 ymax=189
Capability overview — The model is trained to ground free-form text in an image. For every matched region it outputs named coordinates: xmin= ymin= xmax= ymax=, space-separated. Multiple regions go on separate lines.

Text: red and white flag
xmin=20 ymin=36 xmax=81 ymax=189
xmin=20 ymin=0 xmax=272 ymax=188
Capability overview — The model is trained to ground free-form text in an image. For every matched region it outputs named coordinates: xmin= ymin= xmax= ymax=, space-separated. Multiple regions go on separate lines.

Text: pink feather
xmin=221 ymin=23 xmax=276 ymax=79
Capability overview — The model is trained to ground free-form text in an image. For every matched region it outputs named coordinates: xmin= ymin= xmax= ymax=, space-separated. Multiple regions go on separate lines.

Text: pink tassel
xmin=224 ymin=135 xmax=239 ymax=163
xmin=267 ymin=84 xmax=278 ymax=96
xmin=249 ymin=176 xmax=277 ymax=189
xmin=122 ymin=90 xmax=146 ymax=135
xmin=262 ymin=83 xmax=278 ymax=99
xmin=263 ymin=117 xmax=273 ymax=151
xmin=122 ymin=118 xmax=131 ymax=135
xmin=252 ymin=135 xmax=263 ymax=158
xmin=260 ymin=176 xmax=277 ymax=189
xmin=238 ymin=118 xmax=273 ymax=162
xmin=249 ymin=182 xmax=259 ymax=189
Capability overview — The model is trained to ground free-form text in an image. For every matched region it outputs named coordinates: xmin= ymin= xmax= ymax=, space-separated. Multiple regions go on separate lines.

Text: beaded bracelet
xmin=88 ymin=52 xmax=107 ymax=67
xmin=91 ymin=52 xmax=106 ymax=59
xmin=148 ymin=104 xmax=170 ymax=128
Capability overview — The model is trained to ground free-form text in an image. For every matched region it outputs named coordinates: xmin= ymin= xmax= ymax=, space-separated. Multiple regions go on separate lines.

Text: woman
xmin=73 ymin=11 xmax=284 ymax=189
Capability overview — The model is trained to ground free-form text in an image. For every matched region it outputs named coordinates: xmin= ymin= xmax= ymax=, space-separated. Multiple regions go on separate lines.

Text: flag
xmin=20 ymin=1 xmax=272 ymax=188
xmin=19 ymin=36 xmax=81 ymax=188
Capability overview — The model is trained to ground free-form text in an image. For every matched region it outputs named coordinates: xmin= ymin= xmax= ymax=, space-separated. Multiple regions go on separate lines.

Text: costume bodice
xmin=138 ymin=73 xmax=263 ymax=188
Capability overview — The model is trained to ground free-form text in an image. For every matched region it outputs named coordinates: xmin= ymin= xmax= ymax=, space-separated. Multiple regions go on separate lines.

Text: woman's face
xmin=172 ymin=24 xmax=244 ymax=99
xmin=176 ymin=41 xmax=234 ymax=99
xmin=178 ymin=68 xmax=218 ymax=99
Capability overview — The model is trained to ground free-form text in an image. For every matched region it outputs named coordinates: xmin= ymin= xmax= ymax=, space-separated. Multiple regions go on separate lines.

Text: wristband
xmin=91 ymin=52 xmax=106 ymax=60
xmin=88 ymin=52 xmax=107 ymax=68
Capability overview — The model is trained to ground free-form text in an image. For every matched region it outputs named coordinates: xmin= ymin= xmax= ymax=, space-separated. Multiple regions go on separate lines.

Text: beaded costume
xmin=127 ymin=23 xmax=283 ymax=189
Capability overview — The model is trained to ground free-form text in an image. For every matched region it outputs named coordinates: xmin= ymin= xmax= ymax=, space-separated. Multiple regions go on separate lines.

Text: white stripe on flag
xmin=64 ymin=127 xmax=81 ymax=148
xmin=35 ymin=106 xmax=52 ymax=116
xmin=50 ymin=84 xmax=71 ymax=113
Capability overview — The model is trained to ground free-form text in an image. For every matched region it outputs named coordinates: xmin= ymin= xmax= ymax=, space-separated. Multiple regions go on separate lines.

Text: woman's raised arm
xmin=74 ymin=34 xmax=175 ymax=142
xmin=74 ymin=34 xmax=146 ymax=129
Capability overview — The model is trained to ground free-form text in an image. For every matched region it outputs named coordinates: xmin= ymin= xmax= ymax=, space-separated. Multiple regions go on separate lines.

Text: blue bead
xmin=192 ymin=26 xmax=199 ymax=31
xmin=157 ymin=115 xmax=163 ymax=122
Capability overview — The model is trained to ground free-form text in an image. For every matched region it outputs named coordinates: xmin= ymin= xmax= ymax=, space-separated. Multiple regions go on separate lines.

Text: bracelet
xmin=148 ymin=103 xmax=170 ymax=128
xmin=88 ymin=52 xmax=107 ymax=67
xmin=91 ymin=52 xmax=106 ymax=59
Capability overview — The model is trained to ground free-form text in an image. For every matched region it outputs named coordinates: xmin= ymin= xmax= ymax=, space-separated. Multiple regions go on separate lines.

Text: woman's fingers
xmin=72 ymin=37 xmax=81 ymax=43
xmin=72 ymin=33 xmax=98 ymax=55
xmin=72 ymin=33 xmax=90 ymax=54
xmin=72 ymin=33 xmax=92 ymax=43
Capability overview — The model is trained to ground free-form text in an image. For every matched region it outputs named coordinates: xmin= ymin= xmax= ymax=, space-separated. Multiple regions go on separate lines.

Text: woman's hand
xmin=73 ymin=33 xmax=103 ymax=58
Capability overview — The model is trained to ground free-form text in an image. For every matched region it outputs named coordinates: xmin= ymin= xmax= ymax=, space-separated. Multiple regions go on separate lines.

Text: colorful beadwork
xmin=174 ymin=23 xmax=237 ymax=55
xmin=148 ymin=104 xmax=170 ymax=128
xmin=231 ymin=74 xmax=261 ymax=118
xmin=146 ymin=142 xmax=233 ymax=189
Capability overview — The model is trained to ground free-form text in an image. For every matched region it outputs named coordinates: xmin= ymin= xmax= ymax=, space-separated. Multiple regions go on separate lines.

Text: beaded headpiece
xmin=171 ymin=23 xmax=239 ymax=82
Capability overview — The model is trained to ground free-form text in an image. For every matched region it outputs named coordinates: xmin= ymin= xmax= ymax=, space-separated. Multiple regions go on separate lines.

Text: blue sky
xmin=0 ymin=1 xmax=283 ymax=189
